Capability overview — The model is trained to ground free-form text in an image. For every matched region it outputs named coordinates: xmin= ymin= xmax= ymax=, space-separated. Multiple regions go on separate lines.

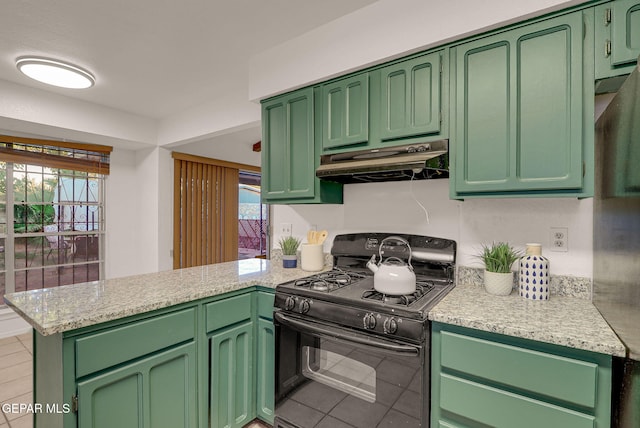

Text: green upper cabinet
xmin=321 ymin=73 xmax=369 ymax=151
xmin=451 ymin=10 xmax=591 ymax=198
xmin=595 ymin=0 xmax=640 ymax=80
xmin=261 ymin=87 xmax=342 ymax=204
xmin=374 ymin=51 xmax=443 ymax=144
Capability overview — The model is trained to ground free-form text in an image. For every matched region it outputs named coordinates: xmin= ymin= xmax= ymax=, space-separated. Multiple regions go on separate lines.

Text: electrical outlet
xmin=549 ymin=227 xmax=568 ymax=252
xmin=280 ymin=223 xmax=292 ymax=236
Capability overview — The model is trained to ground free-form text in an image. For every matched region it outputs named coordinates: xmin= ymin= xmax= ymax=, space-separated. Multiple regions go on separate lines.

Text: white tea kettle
xmin=366 ymin=236 xmax=416 ymax=295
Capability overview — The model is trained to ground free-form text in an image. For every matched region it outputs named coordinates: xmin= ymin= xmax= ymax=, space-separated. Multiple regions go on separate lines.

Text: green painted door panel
xmin=262 ymin=88 xmax=343 ymax=204
xmin=75 ymin=308 xmax=196 ymax=378
xmin=611 ymin=0 xmax=640 ymax=66
xmin=257 ymin=291 xmax=275 ymax=320
xmin=262 ymin=101 xmax=287 ymax=198
xmin=206 ymin=293 xmax=252 ymax=333
xmin=322 ymin=73 xmax=369 ymax=150
xmin=378 ymin=52 xmax=442 ymax=142
xmin=440 ymin=330 xmax=598 ymax=408
xmin=456 ymin=40 xmax=511 ymax=185
xmin=454 ymin=11 xmax=584 ymax=195
xmin=431 ymin=323 xmax=612 ymax=428
xmin=210 ymin=321 xmax=254 ymax=428
xmin=256 ymin=318 xmax=275 ymax=423
xmin=595 ymin=1 xmax=640 ymax=80
xmin=439 ymin=374 xmax=595 ymax=428
xmin=77 ymin=343 xmax=197 ymax=428
xmin=261 ymin=88 xmax=315 ymax=201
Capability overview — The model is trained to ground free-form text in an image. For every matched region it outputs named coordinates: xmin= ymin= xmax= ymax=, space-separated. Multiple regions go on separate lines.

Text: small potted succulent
xmin=279 ymin=236 xmax=301 ymax=268
xmin=477 ymin=242 xmax=522 ymax=296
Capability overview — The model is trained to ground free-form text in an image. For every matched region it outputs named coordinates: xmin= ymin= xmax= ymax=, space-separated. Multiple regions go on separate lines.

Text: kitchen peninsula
xmin=4 ymin=259 xmax=625 ymax=428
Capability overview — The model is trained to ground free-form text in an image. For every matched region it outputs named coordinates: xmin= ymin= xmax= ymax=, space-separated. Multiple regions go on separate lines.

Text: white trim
xmin=0 ymin=307 xmax=31 ymax=338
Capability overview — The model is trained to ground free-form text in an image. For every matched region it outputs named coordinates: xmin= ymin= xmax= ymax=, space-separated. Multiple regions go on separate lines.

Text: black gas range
xmin=274 ymin=233 xmax=456 ymax=343
xmin=273 ymin=233 xmax=456 ymax=428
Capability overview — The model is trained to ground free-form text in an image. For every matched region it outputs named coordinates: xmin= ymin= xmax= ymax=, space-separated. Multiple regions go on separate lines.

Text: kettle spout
xmin=366 ymin=255 xmax=378 ymax=273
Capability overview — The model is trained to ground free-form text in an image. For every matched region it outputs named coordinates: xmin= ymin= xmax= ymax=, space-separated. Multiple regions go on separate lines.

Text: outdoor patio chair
xmin=43 ymin=224 xmax=71 ymax=262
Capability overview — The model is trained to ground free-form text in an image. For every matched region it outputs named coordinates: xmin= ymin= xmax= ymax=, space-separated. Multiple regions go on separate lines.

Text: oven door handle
xmin=274 ymin=311 xmax=420 ymax=355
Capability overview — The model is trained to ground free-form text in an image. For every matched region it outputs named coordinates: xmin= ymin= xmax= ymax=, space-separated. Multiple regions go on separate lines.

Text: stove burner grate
xmin=361 ymin=281 xmax=436 ymax=306
xmin=294 ymin=269 xmax=367 ymax=292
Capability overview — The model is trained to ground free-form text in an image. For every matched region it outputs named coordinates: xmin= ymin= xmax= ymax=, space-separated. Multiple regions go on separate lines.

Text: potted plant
xmin=477 ymin=242 xmax=522 ymax=296
xmin=279 ymin=236 xmax=301 ymax=268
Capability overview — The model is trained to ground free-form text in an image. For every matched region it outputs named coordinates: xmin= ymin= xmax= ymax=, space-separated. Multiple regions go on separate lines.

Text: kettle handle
xmin=379 ymin=236 xmax=412 ymax=265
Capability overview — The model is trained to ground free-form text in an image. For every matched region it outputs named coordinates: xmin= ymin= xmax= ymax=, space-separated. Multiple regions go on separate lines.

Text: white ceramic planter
xmin=484 ymin=270 xmax=514 ymax=296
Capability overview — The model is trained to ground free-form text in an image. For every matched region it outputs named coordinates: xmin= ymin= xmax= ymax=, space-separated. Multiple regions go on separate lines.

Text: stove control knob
xmin=299 ymin=299 xmax=311 ymax=314
xmin=284 ymin=296 xmax=296 ymax=311
xmin=363 ymin=313 xmax=377 ymax=329
xmin=384 ymin=317 xmax=399 ymax=334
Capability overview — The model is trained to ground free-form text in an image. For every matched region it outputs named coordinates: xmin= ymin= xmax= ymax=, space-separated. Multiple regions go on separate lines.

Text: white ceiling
xmin=0 ymin=0 xmax=377 ymax=121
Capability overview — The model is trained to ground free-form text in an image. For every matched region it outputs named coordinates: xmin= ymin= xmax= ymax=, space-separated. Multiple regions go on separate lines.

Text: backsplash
xmin=456 ymin=266 xmax=592 ymax=300
xmin=272 ymin=178 xmax=594 ymax=278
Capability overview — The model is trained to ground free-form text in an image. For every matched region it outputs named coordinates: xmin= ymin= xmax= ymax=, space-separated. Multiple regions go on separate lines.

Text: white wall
xmin=272 ymin=179 xmax=593 ymax=277
xmin=106 ymin=146 xmax=175 ymax=277
xmin=249 ymin=0 xmax=589 ymax=100
xmin=1 ymin=0 xmax=598 ymax=282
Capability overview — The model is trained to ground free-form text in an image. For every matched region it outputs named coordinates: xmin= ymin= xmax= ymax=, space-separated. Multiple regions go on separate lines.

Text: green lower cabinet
xmin=77 ymin=343 xmax=197 ymax=428
xmin=255 ymin=290 xmax=275 ymax=423
xmin=431 ymin=323 xmax=613 ymax=428
xmin=595 ymin=0 xmax=640 ymax=81
xmin=256 ymin=316 xmax=275 ymax=423
xmin=210 ymin=321 xmax=254 ymax=428
xmin=34 ymin=288 xmax=276 ymax=428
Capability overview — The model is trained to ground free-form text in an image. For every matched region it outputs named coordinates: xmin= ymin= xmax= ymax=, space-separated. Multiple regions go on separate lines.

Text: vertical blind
xmin=172 ymin=152 xmax=259 ymax=269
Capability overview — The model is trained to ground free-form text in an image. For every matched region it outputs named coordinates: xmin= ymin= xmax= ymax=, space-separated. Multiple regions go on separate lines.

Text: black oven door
xmin=274 ymin=311 xmax=426 ymax=428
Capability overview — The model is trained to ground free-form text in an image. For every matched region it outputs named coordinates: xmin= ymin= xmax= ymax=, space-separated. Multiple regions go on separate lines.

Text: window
xmin=172 ymin=152 xmax=263 ymax=268
xmin=238 ymin=171 xmax=267 ymax=259
xmin=0 ymin=135 xmax=111 ymax=299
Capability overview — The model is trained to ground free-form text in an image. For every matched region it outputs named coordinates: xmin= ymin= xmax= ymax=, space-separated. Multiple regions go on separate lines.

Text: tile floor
xmin=0 ymin=332 xmax=33 ymax=428
xmin=0 ymin=331 xmax=270 ymax=428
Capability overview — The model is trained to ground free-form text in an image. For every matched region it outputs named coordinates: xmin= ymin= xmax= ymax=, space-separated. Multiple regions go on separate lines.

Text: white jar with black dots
xmin=519 ymin=243 xmax=550 ymax=301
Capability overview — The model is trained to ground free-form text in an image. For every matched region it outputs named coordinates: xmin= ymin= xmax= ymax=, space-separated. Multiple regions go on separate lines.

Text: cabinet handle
xmin=605 ymin=40 xmax=612 ymax=58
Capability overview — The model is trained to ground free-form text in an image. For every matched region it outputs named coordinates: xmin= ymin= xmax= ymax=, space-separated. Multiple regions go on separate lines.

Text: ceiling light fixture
xmin=16 ymin=56 xmax=95 ymax=89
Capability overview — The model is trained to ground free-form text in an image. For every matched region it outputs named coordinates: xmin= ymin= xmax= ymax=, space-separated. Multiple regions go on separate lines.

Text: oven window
xmin=302 ymin=345 xmax=376 ymax=403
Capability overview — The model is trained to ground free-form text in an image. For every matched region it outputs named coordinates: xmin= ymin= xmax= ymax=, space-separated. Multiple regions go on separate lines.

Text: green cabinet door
xmin=322 ymin=73 xmax=369 ymax=151
xmin=375 ymin=51 xmax=442 ymax=144
xmin=262 ymin=88 xmax=315 ymax=201
xmin=256 ymin=317 xmax=275 ymax=424
xmin=452 ymin=11 xmax=586 ymax=197
xmin=261 ymin=88 xmax=342 ymax=204
xmin=210 ymin=321 xmax=254 ymax=428
xmin=77 ymin=342 xmax=197 ymax=428
xmin=431 ymin=323 xmax=613 ymax=428
xmin=255 ymin=291 xmax=275 ymax=423
xmin=595 ymin=0 xmax=640 ymax=80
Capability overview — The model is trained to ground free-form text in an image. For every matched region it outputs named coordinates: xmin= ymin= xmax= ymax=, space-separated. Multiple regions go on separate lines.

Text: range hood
xmin=316 ymin=140 xmax=448 ymax=184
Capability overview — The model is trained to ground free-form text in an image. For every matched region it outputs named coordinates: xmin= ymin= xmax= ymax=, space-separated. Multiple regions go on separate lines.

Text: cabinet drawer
xmin=440 ymin=331 xmax=598 ymax=408
xmin=257 ymin=291 xmax=275 ymax=320
xmin=75 ymin=308 xmax=196 ymax=378
xmin=439 ymin=374 xmax=594 ymax=428
xmin=205 ymin=293 xmax=252 ymax=333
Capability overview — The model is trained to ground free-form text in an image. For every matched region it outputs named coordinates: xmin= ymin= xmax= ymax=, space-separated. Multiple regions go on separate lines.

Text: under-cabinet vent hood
xmin=316 ymin=140 xmax=448 ymax=184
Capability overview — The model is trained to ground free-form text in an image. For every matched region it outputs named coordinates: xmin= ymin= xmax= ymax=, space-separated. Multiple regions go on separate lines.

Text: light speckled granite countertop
xmin=3 ymin=258 xmax=319 ymax=336
xmin=4 ymin=260 xmax=627 ymax=358
xmin=429 ymin=283 xmax=626 ymax=357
